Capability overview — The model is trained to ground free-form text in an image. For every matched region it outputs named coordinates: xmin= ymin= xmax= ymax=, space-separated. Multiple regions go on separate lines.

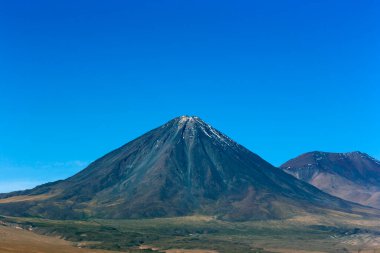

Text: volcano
xmin=0 ymin=116 xmax=373 ymax=220
xmin=281 ymin=151 xmax=380 ymax=209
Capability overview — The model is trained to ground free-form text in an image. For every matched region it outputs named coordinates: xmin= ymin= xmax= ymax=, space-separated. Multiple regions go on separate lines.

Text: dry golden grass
xmin=0 ymin=225 xmax=120 ymax=253
xmin=139 ymin=245 xmax=218 ymax=253
xmin=265 ymin=249 xmax=326 ymax=253
xmin=0 ymin=194 xmax=54 ymax=204
xmin=286 ymin=212 xmax=380 ymax=228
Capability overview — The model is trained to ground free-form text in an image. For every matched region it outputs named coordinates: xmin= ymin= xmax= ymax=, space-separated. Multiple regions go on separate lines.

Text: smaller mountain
xmin=280 ymin=151 xmax=380 ymax=209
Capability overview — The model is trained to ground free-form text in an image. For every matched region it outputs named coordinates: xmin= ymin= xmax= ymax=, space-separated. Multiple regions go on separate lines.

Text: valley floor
xmin=2 ymin=213 xmax=380 ymax=253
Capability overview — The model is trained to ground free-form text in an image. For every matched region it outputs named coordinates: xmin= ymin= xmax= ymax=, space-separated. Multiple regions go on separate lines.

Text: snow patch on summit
xmin=194 ymin=118 xmax=237 ymax=148
xmin=174 ymin=116 xmax=239 ymax=149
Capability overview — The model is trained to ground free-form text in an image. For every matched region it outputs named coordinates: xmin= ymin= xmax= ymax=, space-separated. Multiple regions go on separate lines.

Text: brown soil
xmin=0 ymin=225 xmax=121 ymax=253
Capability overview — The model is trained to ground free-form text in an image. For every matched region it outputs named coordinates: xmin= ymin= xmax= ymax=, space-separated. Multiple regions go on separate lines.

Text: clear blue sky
xmin=0 ymin=0 xmax=379 ymax=192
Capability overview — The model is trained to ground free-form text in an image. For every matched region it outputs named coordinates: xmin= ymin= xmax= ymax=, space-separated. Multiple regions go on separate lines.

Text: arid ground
xmin=0 ymin=225 xmax=119 ymax=253
xmin=2 ymin=213 xmax=380 ymax=253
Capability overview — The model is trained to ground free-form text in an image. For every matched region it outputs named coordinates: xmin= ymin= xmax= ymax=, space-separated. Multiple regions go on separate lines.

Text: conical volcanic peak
xmin=0 ymin=119 xmax=376 ymax=220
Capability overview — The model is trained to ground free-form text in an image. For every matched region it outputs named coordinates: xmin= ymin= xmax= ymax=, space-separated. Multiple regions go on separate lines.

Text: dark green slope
xmin=0 ymin=116 xmax=373 ymax=220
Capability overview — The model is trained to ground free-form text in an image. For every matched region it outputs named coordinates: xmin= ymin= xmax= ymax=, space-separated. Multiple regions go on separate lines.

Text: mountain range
xmin=0 ymin=116 xmax=377 ymax=220
xmin=281 ymin=151 xmax=380 ymax=209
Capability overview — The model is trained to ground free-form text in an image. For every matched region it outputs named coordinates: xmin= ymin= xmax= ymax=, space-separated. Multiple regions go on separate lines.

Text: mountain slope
xmin=281 ymin=151 xmax=380 ymax=209
xmin=0 ymin=117 xmax=375 ymax=220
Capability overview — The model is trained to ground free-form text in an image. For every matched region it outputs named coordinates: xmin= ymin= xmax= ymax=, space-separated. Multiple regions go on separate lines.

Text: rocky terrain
xmin=281 ymin=151 xmax=380 ymax=208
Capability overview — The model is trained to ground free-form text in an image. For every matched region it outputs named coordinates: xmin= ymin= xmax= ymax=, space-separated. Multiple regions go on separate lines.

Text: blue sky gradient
xmin=0 ymin=0 xmax=379 ymax=192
